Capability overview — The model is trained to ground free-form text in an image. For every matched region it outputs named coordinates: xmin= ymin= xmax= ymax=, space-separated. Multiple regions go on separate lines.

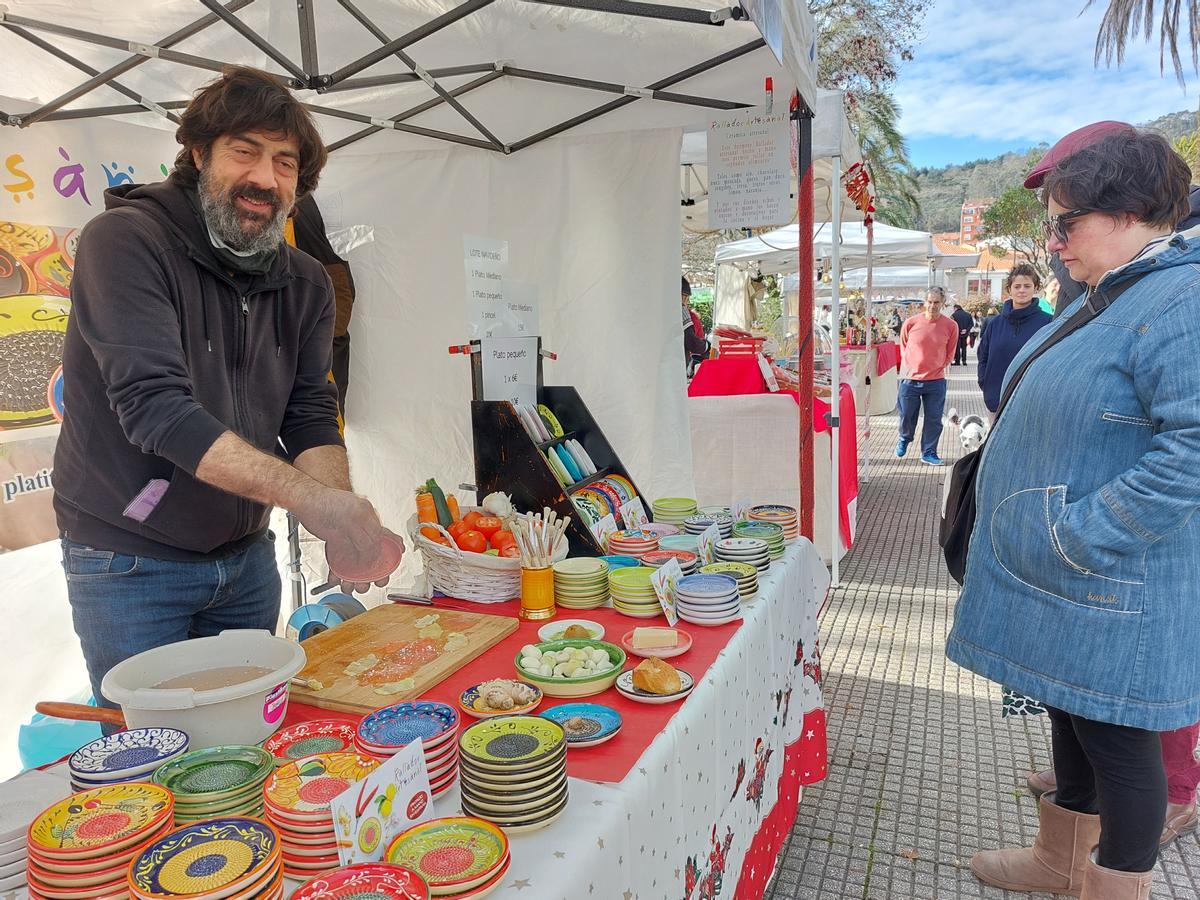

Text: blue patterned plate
xmin=68 ymin=727 xmax=189 ymax=780
xmin=128 ymin=816 xmax=277 ymax=899
xmin=357 ymin=702 xmax=459 ymax=751
xmin=538 ymin=703 xmax=622 ymax=747
xmin=675 ymin=574 xmax=739 ymax=598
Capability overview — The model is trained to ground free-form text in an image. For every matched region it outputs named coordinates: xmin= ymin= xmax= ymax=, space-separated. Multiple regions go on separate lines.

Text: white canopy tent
xmin=716 ymin=220 xmax=936 ymax=275
xmin=0 ymin=0 xmax=823 ymax=777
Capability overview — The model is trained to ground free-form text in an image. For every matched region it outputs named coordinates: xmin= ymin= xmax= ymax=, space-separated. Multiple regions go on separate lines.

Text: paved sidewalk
xmin=768 ymin=356 xmax=1200 ymax=899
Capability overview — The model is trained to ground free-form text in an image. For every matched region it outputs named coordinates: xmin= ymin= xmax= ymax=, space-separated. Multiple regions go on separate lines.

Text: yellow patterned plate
xmin=128 ymin=816 xmax=279 ymax=899
xmin=28 ymin=784 xmax=174 ymax=859
xmin=385 ymin=817 xmax=508 ymax=893
xmin=263 ymin=753 xmax=380 ymax=816
xmin=458 ymin=716 xmax=564 ymax=767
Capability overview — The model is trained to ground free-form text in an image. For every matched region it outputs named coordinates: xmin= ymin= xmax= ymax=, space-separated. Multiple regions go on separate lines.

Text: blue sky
xmin=895 ymin=0 xmax=1197 ymax=168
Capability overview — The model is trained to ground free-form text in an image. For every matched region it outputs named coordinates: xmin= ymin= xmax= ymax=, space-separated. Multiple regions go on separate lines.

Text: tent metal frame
xmin=1 ymin=0 xmax=764 ymax=155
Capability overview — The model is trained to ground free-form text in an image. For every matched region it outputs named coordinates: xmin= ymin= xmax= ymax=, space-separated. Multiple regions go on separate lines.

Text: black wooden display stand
xmin=468 ymin=338 xmax=649 ymax=556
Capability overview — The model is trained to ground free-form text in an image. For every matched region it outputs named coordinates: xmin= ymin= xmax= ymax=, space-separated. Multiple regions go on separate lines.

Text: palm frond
xmin=1086 ymin=0 xmax=1200 ymax=85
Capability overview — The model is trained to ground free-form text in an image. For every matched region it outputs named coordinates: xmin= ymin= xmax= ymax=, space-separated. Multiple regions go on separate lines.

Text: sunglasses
xmin=1041 ymin=208 xmax=1091 ymax=244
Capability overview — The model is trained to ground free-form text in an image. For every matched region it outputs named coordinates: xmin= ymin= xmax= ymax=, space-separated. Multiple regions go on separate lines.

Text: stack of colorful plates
xmin=652 ymin=498 xmax=698 ymax=525
xmin=539 ymin=703 xmax=622 ymax=748
xmin=598 ymin=555 xmax=640 ymax=570
xmin=26 ymin=783 xmax=175 ymax=900
xmin=608 ymin=566 xmax=662 ymax=618
xmin=674 ymin=574 xmax=742 ymax=626
xmin=263 ymin=752 xmax=380 ymax=878
xmin=698 ymin=505 xmax=732 ymax=517
xmin=606 ymin=529 xmax=659 ymax=558
xmin=570 ymin=475 xmax=641 ymax=528
xmin=356 ymin=703 xmax=461 ymax=798
xmin=732 ymin=521 xmax=786 ymax=559
xmin=291 ymin=863 xmax=431 ymax=900
xmin=640 ymin=549 xmax=698 ymax=576
xmin=749 ymin=504 xmax=799 ymax=542
xmin=386 ymin=818 xmax=510 ymax=898
xmin=264 ymin=720 xmax=359 ymax=765
xmin=153 ymin=745 xmax=274 ymax=824
xmin=551 ymin=557 xmax=610 ymax=610
xmin=457 ymin=717 xmax=568 ymax=834
xmin=68 ymin=728 xmax=189 ymax=793
xmin=683 ymin=513 xmax=733 ymax=538
xmin=640 ymin=522 xmax=680 ymax=539
xmin=127 ymin=817 xmax=283 ymax=900
xmin=700 ymin=562 xmax=760 ymax=601
xmin=657 ymin=534 xmax=699 ymax=554
xmin=715 ymin=537 xmax=771 ymax=572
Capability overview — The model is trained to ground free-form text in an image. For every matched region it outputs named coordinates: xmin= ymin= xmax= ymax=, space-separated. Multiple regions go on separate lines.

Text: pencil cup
xmin=519 ymin=566 xmax=556 ymax=621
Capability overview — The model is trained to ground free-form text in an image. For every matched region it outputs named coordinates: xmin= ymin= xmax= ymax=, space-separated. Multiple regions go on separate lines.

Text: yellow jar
xmin=519 ymin=566 xmax=556 ymax=621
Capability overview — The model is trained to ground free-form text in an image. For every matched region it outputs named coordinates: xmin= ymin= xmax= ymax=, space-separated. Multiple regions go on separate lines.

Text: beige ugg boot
xmin=970 ymin=793 xmax=1102 ymax=896
xmin=1079 ymin=851 xmax=1154 ymax=899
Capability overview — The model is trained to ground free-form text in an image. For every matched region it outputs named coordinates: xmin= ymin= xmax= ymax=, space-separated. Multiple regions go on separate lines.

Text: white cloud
xmin=895 ymin=0 xmax=1195 ymax=143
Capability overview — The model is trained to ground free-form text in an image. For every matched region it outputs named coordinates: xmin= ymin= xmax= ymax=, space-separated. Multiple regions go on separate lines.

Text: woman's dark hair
xmin=172 ymin=66 xmax=327 ymax=198
xmin=1041 ymin=130 xmax=1190 ymax=230
xmin=1004 ymin=263 xmax=1042 ymax=292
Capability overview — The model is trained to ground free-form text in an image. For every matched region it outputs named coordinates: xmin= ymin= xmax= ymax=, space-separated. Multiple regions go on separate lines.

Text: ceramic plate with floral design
xmin=384 ymin=817 xmax=507 ymax=892
xmin=263 ymin=720 xmax=358 ymax=763
xmin=28 ymin=784 xmax=174 ymax=857
xmin=290 ymin=863 xmax=430 ymax=900
xmin=264 ymin=753 xmax=380 ymax=815
xmin=128 ymin=817 xmax=278 ymax=899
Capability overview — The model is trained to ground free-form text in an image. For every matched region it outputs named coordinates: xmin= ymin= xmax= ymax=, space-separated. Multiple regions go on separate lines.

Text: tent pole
xmin=862 ymin=220 xmax=873 ymax=485
xmin=829 ymin=154 xmax=842 ymax=588
xmin=502 ymin=67 xmax=748 ymax=111
xmin=303 ymin=103 xmax=500 ymax=151
xmin=321 ymin=64 xmax=497 ymax=93
xmin=297 ymin=0 xmax=319 ymax=75
xmin=793 ymin=93 xmax=815 ymax=543
xmin=197 ymin=0 xmax=307 ymax=81
xmin=36 ymin=101 xmax=191 ymax=123
xmin=516 ymin=0 xmax=747 ymax=26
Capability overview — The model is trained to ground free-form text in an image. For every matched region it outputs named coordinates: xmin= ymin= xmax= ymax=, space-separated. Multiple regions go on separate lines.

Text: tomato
xmin=455 ymin=530 xmax=488 ymax=553
xmin=474 ymin=516 xmax=504 ymax=538
xmin=499 ymin=545 xmax=522 ymax=558
xmin=462 ymin=511 xmax=483 ymax=529
xmin=447 ymin=521 xmax=471 ymax=542
xmin=490 ymin=530 xmax=516 ymax=550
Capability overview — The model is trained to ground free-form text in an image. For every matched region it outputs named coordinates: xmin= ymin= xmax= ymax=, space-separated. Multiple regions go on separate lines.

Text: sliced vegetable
xmin=499 ymin=545 xmax=521 ymax=558
xmin=462 ymin=510 xmax=483 ymax=529
xmin=448 ymin=521 xmax=471 ymax=542
xmin=490 ymin=530 xmax=516 ymax=550
xmin=474 ymin=516 xmax=503 ymax=539
xmin=426 ymin=478 xmax=453 ymax=527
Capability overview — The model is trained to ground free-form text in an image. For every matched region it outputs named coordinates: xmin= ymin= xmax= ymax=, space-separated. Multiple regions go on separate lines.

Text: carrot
xmin=416 ymin=490 xmax=442 ymax=542
xmin=447 ymin=494 xmax=461 ymax=523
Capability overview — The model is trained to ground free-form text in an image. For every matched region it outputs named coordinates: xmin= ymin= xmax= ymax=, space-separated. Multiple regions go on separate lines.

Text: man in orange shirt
xmin=897 ymin=287 xmax=959 ymax=465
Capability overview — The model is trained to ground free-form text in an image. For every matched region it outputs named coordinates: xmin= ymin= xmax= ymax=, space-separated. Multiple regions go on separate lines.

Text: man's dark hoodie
xmin=1052 ymin=185 xmax=1200 ymax=314
xmin=53 ymin=178 xmax=343 ymax=560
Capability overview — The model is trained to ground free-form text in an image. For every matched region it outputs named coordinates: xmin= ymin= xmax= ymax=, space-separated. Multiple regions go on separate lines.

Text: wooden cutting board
xmin=290 ymin=603 xmax=518 ymax=715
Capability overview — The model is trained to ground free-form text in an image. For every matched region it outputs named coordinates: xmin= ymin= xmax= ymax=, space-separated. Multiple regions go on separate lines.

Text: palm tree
xmin=1088 ymin=0 xmax=1200 ymax=84
xmin=846 ymin=88 xmax=921 ymax=228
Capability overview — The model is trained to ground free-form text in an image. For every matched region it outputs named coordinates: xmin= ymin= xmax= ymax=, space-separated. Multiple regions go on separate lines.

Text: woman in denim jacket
xmin=946 ymin=131 xmax=1200 ymax=899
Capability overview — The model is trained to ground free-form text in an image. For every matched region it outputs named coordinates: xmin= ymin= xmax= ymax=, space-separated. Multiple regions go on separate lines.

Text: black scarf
xmin=185 ymin=184 xmax=280 ymax=276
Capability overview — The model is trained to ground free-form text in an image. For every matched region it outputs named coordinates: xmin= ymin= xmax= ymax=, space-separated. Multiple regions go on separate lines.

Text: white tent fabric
xmin=715 ymin=221 xmax=936 ymax=274
xmin=784 ymin=265 xmax=934 ymax=291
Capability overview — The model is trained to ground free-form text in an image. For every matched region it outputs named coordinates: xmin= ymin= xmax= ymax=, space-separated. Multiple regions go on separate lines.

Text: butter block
xmin=632 ymin=626 xmax=677 ymax=649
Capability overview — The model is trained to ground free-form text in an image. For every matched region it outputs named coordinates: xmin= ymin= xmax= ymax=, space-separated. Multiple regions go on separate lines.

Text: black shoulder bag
xmin=938 ymin=275 xmax=1146 ymax=584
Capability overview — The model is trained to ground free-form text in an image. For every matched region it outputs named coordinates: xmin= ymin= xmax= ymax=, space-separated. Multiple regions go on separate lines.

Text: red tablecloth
xmin=282 ymin=598 xmax=742 ymax=785
xmin=844 ymin=340 xmax=900 ymax=376
xmin=688 ymin=356 xmax=859 ymax=547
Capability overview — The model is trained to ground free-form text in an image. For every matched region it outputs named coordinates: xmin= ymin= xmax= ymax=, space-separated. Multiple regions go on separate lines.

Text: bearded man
xmin=53 ymin=67 xmax=400 ymax=718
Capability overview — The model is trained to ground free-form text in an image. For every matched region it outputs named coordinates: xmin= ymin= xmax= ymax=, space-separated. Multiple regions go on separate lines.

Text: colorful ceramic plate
xmin=357 ymin=703 xmax=459 ymax=752
xmin=536 ymin=404 xmax=564 ymax=438
xmin=551 ymin=558 xmax=607 ymax=578
xmin=615 ymin=668 xmax=696 ymax=704
xmin=152 ymin=746 xmax=274 ymax=799
xmin=458 ymin=682 xmax=543 ymax=720
xmin=264 ymin=753 xmax=380 ymax=815
xmin=263 ymin=721 xmax=358 ymax=763
xmin=619 ymin=627 xmax=693 ymax=659
xmin=68 ymin=729 xmax=188 ymax=780
xmin=28 ymin=784 xmax=174 ymax=858
xmin=538 ymin=703 xmax=621 ymax=747
xmin=291 ymin=863 xmax=430 ymax=900
xmin=459 ymin=790 xmax=568 ymax=828
xmin=553 ymin=445 xmax=582 ymax=483
xmin=537 ymin=620 xmax=604 ymax=642
xmin=385 ymin=817 xmax=508 ymax=892
xmin=459 ymin=717 xmax=564 ymax=767
xmin=128 ymin=817 xmax=277 ymax=899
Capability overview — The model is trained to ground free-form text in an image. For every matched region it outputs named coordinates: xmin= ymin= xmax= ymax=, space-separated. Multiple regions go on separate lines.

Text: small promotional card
xmin=650 ymin=558 xmax=683 ymax=626
xmin=591 ymin=514 xmax=618 ymax=551
xmin=757 ymin=353 xmax=780 ymax=392
xmin=619 ymin=496 xmax=649 ymax=529
xmin=732 ymin=496 xmax=752 ymax=523
xmin=330 ymin=739 xmax=433 ymax=865
xmin=698 ymin=522 xmax=722 ymax=566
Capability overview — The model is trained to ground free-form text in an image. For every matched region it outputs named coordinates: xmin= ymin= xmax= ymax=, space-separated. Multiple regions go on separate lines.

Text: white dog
xmin=943 ymin=407 xmax=989 ymax=453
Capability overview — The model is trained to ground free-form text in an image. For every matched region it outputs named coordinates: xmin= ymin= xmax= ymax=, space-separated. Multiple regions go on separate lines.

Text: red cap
xmin=1023 ymin=121 xmax=1136 ymax=189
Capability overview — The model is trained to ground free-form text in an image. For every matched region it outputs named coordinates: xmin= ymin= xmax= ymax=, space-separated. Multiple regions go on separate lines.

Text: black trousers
xmin=1045 ymin=705 xmax=1166 ymax=873
xmin=954 ymin=334 xmax=969 ymax=364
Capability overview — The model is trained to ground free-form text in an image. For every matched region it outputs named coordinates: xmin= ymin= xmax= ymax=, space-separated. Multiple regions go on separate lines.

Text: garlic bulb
xmin=481 ymin=491 xmax=514 ymax=518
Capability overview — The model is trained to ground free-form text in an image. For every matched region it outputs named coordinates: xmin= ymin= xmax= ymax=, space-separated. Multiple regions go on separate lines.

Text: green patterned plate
xmin=385 ymin=817 xmax=508 ymax=891
xmin=152 ymin=745 xmax=274 ymax=800
xmin=458 ymin=716 xmax=564 ymax=767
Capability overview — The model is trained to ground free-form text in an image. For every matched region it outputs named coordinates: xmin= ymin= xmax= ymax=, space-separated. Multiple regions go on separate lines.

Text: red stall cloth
xmin=843 ymin=340 xmax=900 ymax=376
xmin=688 ymin=356 xmax=859 ymax=547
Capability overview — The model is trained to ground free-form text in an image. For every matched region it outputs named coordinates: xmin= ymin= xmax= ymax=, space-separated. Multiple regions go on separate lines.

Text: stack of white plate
xmin=640 ymin=549 xmax=698 ymax=576
xmin=749 ymin=504 xmax=799 ymax=542
xmin=68 ymin=727 xmax=189 ymax=793
xmin=651 ymin=497 xmax=698 ymax=525
xmin=715 ymin=537 xmax=771 ymax=572
xmin=732 ymin=521 xmax=786 ymax=559
xmin=552 ymin=557 xmax=610 ymax=609
xmin=683 ymin=513 xmax=733 ymax=538
xmin=699 ymin=562 xmax=760 ymax=601
xmin=608 ymin=566 xmax=662 ymax=618
xmin=674 ymin=574 xmax=742 ymax=626
xmin=0 ymin=770 xmax=73 ymax=894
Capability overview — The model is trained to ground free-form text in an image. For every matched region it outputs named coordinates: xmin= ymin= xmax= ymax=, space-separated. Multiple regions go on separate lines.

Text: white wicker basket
xmin=407 ymin=511 xmax=569 ymax=603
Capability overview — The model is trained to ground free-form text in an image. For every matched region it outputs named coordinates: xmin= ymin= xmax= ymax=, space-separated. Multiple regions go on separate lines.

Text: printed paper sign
xmin=698 ymin=522 xmax=721 ymax=566
xmin=620 ymin=496 xmax=649 ymax=529
xmin=502 ymin=280 xmax=540 ymax=337
xmin=758 ymin=353 xmax=780 ymax=392
xmin=591 ymin=514 xmax=618 ymax=551
xmin=464 ymin=235 xmax=508 ymax=338
xmin=480 ymin=336 xmax=538 ymax=410
xmin=650 ymin=558 xmax=683 ymax=627
xmin=732 ymin=497 xmax=752 ymax=522
xmin=707 ymin=110 xmax=792 ymax=229
xmin=330 ymin=740 xmax=433 ymax=866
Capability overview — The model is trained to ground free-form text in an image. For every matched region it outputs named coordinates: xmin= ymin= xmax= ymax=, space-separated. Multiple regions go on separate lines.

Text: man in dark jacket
xmin=950 ymin=303 xmax=974 ymax=365
xmin=54 ymin=67 xmax=400 ymax=716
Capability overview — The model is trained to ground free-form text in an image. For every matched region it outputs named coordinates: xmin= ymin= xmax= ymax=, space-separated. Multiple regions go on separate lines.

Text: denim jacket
xmin=947 ymin=228 xmax=1200 ymax=730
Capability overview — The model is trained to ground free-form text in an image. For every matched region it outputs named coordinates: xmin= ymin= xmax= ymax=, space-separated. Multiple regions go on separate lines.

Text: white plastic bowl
xmin=101 ymin=630 xmax=305 ymax=749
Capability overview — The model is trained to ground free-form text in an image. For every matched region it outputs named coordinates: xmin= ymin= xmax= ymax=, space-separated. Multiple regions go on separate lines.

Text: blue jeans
xmin=62 ymin=533 xmax=281 ymax=724
xmin=898 ymin=377 xmax=948 ymax=456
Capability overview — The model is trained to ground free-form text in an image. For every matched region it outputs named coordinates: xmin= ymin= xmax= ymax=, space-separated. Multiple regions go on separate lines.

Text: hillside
xmin=913 ymin=108 xmax=1198 ymax=233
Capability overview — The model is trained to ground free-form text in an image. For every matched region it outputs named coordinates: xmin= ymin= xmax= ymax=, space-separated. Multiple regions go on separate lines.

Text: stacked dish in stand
xmin=457 ymin=717 xmax=568 ymax=834
xmin=263 ymin=720 xmax=359 ymax=765
xmin=651 ymin=498 xmax=698 ymax=525
xmin=674 ymin=574 xmax=742 ymax=627
xmin=748 ymin=504 xmax=799 ymax=542
xmin=640 ymin=550 xmax=698 ymax=576
xmin=732 ymin=521 xmax=786 ymax=560
xmin=355 ymin=703 xmax=461 ymax=798
xmin=126 ymin=816 xmax=283 ymax=900
xmin=152 ymin=745 xmax=274 ymax=824
xmin=605 ymin=530 xmax=659 ymax=559
xmin=608 ymin=567 xmax=662 ymax=619
xmin=68 ymin=728 xmax=189 ymax=793
xmin=551 ymin=558 xmax=609 ymax=610
xmin=700 ymin=562 xmax=759 ymax=601
xmin=683 ymin=513 xmax=733 ymax=538
xmin=715 ymin=538 xmax=770 ymax=572
xmin=657 ymin=534 xmax=699 ymax=554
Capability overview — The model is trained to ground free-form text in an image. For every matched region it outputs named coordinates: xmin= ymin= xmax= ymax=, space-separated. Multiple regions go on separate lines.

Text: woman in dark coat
xmin=976 ymin=263 xmax=1053 ymax=413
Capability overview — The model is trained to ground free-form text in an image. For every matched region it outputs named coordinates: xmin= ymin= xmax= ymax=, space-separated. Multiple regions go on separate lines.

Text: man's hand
xmin=299 ymin=491 xmax=405 ymax=594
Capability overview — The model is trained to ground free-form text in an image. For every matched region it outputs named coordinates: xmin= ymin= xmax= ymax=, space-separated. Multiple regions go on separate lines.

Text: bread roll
xmin=632 ymin=657 xmax=682 ymax=695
